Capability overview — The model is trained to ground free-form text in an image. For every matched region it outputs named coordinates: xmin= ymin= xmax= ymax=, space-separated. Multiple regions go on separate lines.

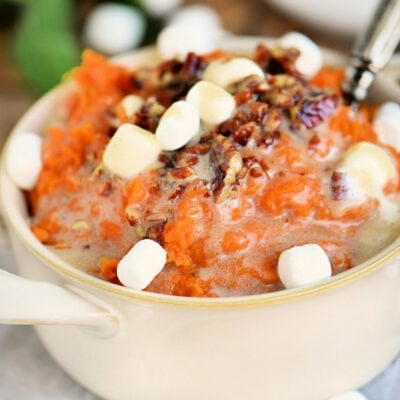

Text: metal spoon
xmin=342 ymin=0 xmax=400 ymax=106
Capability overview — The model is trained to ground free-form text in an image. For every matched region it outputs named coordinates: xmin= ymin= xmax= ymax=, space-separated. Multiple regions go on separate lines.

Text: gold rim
xmin=1 ymin=38 xmax=400 ymax=309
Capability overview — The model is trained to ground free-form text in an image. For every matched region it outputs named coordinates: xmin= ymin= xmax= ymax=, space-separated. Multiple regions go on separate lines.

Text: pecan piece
xmin=210 ymin=135 xmax=243 ymax=202
xmin=291 ymin=94 xmax=338 ymax=129
xmin=145 ymin=220 xmax=167 ymax=244
xmin=331 ymin=171 xmax=349 ymax=200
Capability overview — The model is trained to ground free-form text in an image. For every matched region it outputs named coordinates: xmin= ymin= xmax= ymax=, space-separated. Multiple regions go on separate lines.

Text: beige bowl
xmin=0 ymin=37 xmax=400 ymax=400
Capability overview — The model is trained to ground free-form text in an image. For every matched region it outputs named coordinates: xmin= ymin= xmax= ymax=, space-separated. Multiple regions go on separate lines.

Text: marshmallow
xmin=141 ymin=0 xmax=182 ymax=17
xmin=117 ymin=239 xmax=166 ymax=290
xmin=167 ymin=4 xmax=225 ymax=39
xmin=157 ymin=24 xmax=215 ymax=61
xmin=278 ymin=244 xmax=332 ymax=289
xmin=279 ymin=32 xmax=322 ymax=77
xmin=83 ymin=3 xmax=146 ymax=55
xmin=203 ymin=58 xmax=265 ymax=89
xmin=186 ymin=80 xmax=236 ymax=125
xmin=328 ymin=390 xmax=368 ymax=400
xmin=155 ymin=100 xmax=200 ymax=151
xmin=5 ymin=132 xmax=43 ymax=190
xmin=119 ymin=94 xmax=144 ymax=118
xmin=103 ymin=123 xmax=161 ymax=179
xmin=337 ymin=142 xmax=397 ymax=199
xmin=373 ymin=102 xmax=400 ymax=152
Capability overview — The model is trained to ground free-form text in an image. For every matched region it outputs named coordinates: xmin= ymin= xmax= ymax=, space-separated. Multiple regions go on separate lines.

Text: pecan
xmin=168 ymin=167 xmax=196 ymax=180
xmin=210 ymin=135 xmax=243 ymax=202
xmin=254 ymin=44 xmax=301 ymax=76
xmin=263 ymin=86 xmax=295 ymax=109
xmin=181 ymin=143 xmax=211 ymax=155
xmin=134 ymin=98 xmax=165 ymax=131
xmin=260 ymin=130 xmax=281 ymax=148
xmin=125 ymin=205 xmax=142 ymax=226
xmin=174 ymin=152 xmax=199 ymax=167
xmin=100 ymin=179 xmax=113 ymax=197
xmin=233 ymin=122 xmax=257 ymax=145
xmin=168 ymin=184 xmax=185 ymax=200
xmin=291 ymin=94 xmax=338 ymax=129
xmin=181 ymin=52 xmax=208 ymax=80
xmin=263 ymin=109 xmax=282 ymax=133
xmin=308 ymin=134 xmax=321 ymax=152
xmin=145 ymin=220 xmax=167 ymax=244
xmin=331 ymin=171 xmax=349 ymax=200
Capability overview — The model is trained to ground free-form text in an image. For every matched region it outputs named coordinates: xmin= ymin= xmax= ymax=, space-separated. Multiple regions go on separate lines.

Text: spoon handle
xmin=343 ymin=0 xmax=400 ymax=103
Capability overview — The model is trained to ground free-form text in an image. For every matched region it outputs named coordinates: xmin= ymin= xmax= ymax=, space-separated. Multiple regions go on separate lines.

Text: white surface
xmin=0 ymin=246 xmax=399 ymax=399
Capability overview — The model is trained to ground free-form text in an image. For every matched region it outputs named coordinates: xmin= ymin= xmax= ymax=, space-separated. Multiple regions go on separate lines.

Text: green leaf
xmin=12 ymin=0 xmax=80 ymax=94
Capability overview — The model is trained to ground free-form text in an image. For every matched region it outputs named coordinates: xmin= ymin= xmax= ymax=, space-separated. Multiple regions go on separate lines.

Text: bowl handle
xmin=0 ymin=268 xmax=119 ymax=334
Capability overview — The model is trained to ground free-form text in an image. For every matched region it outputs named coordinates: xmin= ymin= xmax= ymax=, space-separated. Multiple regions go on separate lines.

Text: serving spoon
xmin=342 ymin=0 xmax=400 ymax=106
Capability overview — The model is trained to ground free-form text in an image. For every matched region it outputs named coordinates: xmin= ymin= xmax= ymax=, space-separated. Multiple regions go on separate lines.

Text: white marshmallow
xmin=141 ymin=0 xmax=182 ymax=17
xmin=119 ymin=94 xmax=144 ymax=118
xmin=167 ymin=4 xmax=225 ymax=39
xmin=155 ymin=100 xmax=200 ymax=150
xmin=328 ymin=390 xmax=368 ymax=400
xmin=279 ymin=32 xmax=322 ymax=77
xmin=337 ymin=142 xmax=397 ymax=200
xmin=157 ymin=24 xmax=215 ymax=61
xmin=203 ymin=58 xmax=265 ymax=89
xmin=186 ymin=80 xmax=236 ymax=125
xmin=103 ymin=123 xmax=161 ymax=179
xmin=278 ymin=244 xmax=332 ymax=289
xmin=117 ymin=239 xmax=167 ymax=290
xmin=373 ymin=102 xmax=400 ymax=152
xmin=83 ymin=3 xmax=146 ymax=55
xmin=5 ymin=132 xmax=43 ymax=190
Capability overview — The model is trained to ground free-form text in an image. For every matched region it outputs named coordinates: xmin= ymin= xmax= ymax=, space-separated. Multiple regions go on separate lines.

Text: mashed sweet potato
xmin=28 ymin=46 xmax=400 ymax=297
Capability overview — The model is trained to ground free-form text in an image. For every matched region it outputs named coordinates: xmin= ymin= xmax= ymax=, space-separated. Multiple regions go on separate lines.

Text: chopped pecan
xmin=260 ymin=130 xmax=281 ymax=148
xmin=100 ymin=179 xmax=113 ymax=197
xmin=125 ymin=205 xmax=142 ymax=226
xmin=210 ymin=135 xmax=243 ymax=202
xmin=233 ymin=122 xmax=257 ymax=145
xmin=263 ymin=109 xmax=282 ymax=133
xmin=181 ymin=52 xmax=208 ymax=80
xmin=174 ymin=152 xmax=199 ymax=167
xmin=168 ymin=184 xmax=185 ymax=200
xmin=145 ymin=220 xmax=167 ymax=244
xmin=134 ymin=98 xmax=165 ymax=131
xmin=291 ymin=94 xmax=338 ymax=129
xmin=254 ymin=44 xmax=301 ymax=76
xmin=308 ymin=134 xmax=321 ymax=152
xmin=168 ymin=167 xmax=196 ymax=180
xmin=331 ymin=171 xmax=349 ymax=200
xmin=181 ymin=143 xmax=211 ymax=155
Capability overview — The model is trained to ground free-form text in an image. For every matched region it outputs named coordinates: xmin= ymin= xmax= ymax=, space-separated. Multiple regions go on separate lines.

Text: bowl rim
xmin=1 ymin=36 xmax=400 ymax=309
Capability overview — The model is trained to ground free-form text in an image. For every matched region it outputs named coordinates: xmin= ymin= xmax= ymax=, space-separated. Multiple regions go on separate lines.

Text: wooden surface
xmin=0 ymin=0 xmax=354 ymax=148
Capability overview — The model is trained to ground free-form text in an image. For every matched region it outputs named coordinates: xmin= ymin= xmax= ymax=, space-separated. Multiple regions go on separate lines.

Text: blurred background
xmin=0 ymin=0 xmax=384 ymax=149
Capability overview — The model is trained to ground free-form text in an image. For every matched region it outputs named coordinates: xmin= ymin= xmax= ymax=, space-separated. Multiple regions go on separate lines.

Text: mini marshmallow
xmin=141 ymin=0 xmax=182 ymax=17
xmin=186 ymin=80 xmax=236 ymax=125
xmin=167 ymin=4 xmax=225 ymax=39
xmin=103 ymin=123 xmax=161 ymax=179
xmin=157 ymin=24 xmax=215 ymax=61
xmin=5 ymin=132 xmax=43 ymax=190
xmin=279 ymin=32 xmax=322 ymax=78
xmin=83 ymin=3 xmax=146 ymax=54
xmin=119 ymin=94 xmax=144 ymax=118
xmin=155 ymin=100 xmax=200 ymax=151
xmin=337 ymin=142 xmax=397 ymax=199
xmin=117 ymin=239 xmax=167 ymax=290
xmin=278 ymin=244 xmax=332 ymax=289
xmin=203 ymin=58 xmax=265 ymax=89
xmin=328 ymin=390 xmax=368 ymax=400
xmin=373 ymin=102 xmax=400 ymax=152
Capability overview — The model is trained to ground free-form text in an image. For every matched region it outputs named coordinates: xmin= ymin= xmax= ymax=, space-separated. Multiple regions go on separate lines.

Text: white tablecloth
xmin=0 ymin=244 xmax=399 ymax=399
